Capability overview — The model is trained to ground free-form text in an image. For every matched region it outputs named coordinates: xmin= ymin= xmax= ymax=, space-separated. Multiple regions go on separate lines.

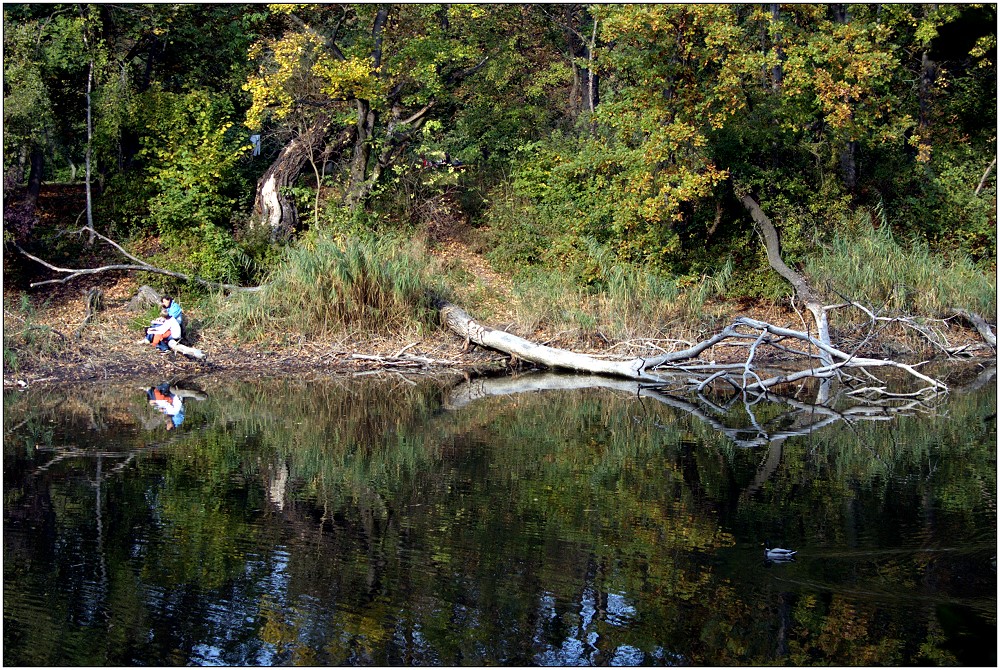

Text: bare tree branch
xmin=16 ymin=241 xmax=264 ymax=293
xmin=975 ymin=156 xmax=996 ymax=196
xmin=439 ymin=301 xmax=951 ymax=397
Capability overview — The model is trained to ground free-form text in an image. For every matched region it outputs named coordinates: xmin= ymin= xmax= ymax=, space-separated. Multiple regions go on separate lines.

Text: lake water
xmin=3 ymin=368 xmax=996 ymax=666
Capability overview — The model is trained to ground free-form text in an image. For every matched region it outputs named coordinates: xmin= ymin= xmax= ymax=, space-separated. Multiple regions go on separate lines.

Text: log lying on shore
xmin=439 ymin=301 xmax=668 ymax=381
xmin=168 ymin=340 xmax=205 ymax=360
xmin=438 ymin=301 xmax=951 ymax=398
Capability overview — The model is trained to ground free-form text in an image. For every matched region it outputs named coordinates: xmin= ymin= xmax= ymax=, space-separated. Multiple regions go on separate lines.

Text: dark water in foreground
xmin=3 ymin=369 xmax=996 ymax=666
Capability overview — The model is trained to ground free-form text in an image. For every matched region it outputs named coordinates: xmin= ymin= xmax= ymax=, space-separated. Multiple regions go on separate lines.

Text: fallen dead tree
xmin=439 ymin=192 xmax=994 ymax=399
xmin=440 ymin=301 xmax=951 ymax=398
xmin=16 ymin=227 xmax=263 ymax=293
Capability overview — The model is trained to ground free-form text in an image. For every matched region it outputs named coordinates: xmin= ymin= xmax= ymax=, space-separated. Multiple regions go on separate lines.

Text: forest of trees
xmin=3 ymin=4 xmax=996 ymax=320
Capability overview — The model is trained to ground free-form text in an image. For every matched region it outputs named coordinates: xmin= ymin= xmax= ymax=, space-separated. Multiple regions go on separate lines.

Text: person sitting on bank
xmin=146 ymin=309 xmax=182 ymax=352
xmin=161 ymin=295 xmax=182 ymax=325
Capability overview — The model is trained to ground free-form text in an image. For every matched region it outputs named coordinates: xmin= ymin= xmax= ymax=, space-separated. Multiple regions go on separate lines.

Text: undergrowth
xmin=3 ymin=294 xmax=69 ymax=373
xmin=805 ymin=213 xmax=997 ymax=320
xmin=506 ymin=254 xmax=733 ymax=341
xmin=211 ymin=233 xmax=448 ymax=342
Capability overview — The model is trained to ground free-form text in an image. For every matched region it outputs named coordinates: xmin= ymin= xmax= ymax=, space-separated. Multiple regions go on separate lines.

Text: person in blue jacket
xmin=161 ymin=295 xmax=182 ymax=324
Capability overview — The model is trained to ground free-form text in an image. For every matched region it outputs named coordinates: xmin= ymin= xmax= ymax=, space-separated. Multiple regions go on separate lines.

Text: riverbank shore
xmin=4 ymin=273 xmax=994 ymax=389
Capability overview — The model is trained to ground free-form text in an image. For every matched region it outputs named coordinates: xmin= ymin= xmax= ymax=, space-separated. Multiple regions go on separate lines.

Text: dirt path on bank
xmin=2 ymin=270 xmax=518 ymax=386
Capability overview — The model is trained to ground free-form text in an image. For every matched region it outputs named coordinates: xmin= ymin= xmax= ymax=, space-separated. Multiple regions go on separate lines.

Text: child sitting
xmin=146 ymin=309 xmax=182 ymax=352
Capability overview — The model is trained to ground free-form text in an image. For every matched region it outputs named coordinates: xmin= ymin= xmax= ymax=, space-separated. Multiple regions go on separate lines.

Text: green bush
xmin=128 ymin=87 xmax=250 ymax=282
xmin=483 ymin=185 xmax=554 ymax=274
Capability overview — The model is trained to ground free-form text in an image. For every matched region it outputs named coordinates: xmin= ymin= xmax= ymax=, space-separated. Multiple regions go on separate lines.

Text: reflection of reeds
xmin=185 ymin=376 xmax=452 ymax=508
xmin=5 ymin=372 xmax=993 ymax=522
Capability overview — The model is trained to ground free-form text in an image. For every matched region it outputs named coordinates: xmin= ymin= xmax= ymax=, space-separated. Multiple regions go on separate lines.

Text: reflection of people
xmin=146 ymin=383 xmax=185 ymax=429
xmin=145 ymin=309 xmax=181 ymax=352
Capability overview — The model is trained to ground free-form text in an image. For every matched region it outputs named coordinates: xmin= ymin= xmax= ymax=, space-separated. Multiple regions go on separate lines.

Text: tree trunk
xmin=439 ymin=302 xmax=661 ymax=380
xmin=919 ymin=50 xmax=937 ymax=132
xmin=25 ymin=146 xmax=44 ymax=211
xmin=839 ymin=139 xmax=858 ymax=193
xmin=586 ymin=16 xmax=599 ymax=115
xmin=84 ymin=54 xmax=94 ymax=243
xmin=344 ymin=99 xmax=435 ymax=210
xmin=561 ymin=5 xmax=600 ymax=120
xmin=252 ymin=115 xmax=336 ymax=239
xmin=770 ymin=4 xmax=783 ymax=89
xmin=739 ymin=194 xmax=833 ymax=364
xmin=345 ymin=100 xmax=375 ymax=209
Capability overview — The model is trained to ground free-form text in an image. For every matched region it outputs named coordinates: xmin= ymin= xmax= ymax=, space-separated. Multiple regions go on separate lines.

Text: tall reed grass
xmin=214 ymin=234 xmax=447 ymax=341
xmin=3 ymin=294 xmax=68 ymax=373
xmin=506 ymin=240 xmax=732 ymax=340
xmin=804 ymin=213 xmax=996 ymax=319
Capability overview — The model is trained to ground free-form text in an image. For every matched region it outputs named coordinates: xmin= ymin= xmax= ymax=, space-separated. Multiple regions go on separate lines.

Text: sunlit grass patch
xmin=505 ymin=258 xmax=732 ymax=343
xmin=805 ymin=212 xmax=996 ymax=319
xmin=212 ymin=233 xmax=448 ymax=341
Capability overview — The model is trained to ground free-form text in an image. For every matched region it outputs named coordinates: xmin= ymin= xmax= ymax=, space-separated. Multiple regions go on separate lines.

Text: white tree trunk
xmin=85 ymin=61 xmax=95 ymax=243
xmin=439 ymin=302 xmax=664 ymax=380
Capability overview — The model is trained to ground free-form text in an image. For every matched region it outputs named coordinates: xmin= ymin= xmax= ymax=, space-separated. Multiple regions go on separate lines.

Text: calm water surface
xmin=3 ymin=369 xmax=996 ymax=666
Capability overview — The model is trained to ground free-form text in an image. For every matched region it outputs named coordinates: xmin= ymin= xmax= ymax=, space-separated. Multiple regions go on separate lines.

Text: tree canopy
xmin=3 ymin=3 xmax=995 ymax=294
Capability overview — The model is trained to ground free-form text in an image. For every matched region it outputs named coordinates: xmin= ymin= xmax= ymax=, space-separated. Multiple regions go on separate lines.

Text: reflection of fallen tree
xmin=444 ymin=367 xmax=996 ymax=450
xmin=445 ymin=367 xmax=996 ymax=507
xmin=35 ymin=442 xmax=163 ymax=475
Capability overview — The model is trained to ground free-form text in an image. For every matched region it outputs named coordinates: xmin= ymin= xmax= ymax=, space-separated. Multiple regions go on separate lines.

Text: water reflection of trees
xmin=2 ymin=367 xmax=995 ymax=665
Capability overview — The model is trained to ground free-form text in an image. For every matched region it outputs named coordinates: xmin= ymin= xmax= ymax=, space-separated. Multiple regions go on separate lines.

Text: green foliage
xmin=138 ymin=87 xmax=248 ymax=235
xmin=214 ymin=233 xmax=447 ymax=340
xmin=2 ymin=3 xmax=996 ymax=332
xmin=886 ymin=143 xmax=997 ymax=262
xmin=130 ymin=87 xmax=250 ymax=281
xmin=2 ymin=14 xmax=58 ymax=158
xmin=482 ymin=181 xmax=560 ymax=274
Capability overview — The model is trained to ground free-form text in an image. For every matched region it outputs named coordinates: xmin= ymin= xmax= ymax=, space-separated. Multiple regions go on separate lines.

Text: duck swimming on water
xmin=764 ymin=545 xmax=797 ymax=561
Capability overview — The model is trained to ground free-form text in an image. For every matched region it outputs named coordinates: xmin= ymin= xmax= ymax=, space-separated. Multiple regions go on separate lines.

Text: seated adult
xmin=161 ymin=295 xmax=182 ymax=324
xmin=146 ymin=309 xmax=182 ymax=352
